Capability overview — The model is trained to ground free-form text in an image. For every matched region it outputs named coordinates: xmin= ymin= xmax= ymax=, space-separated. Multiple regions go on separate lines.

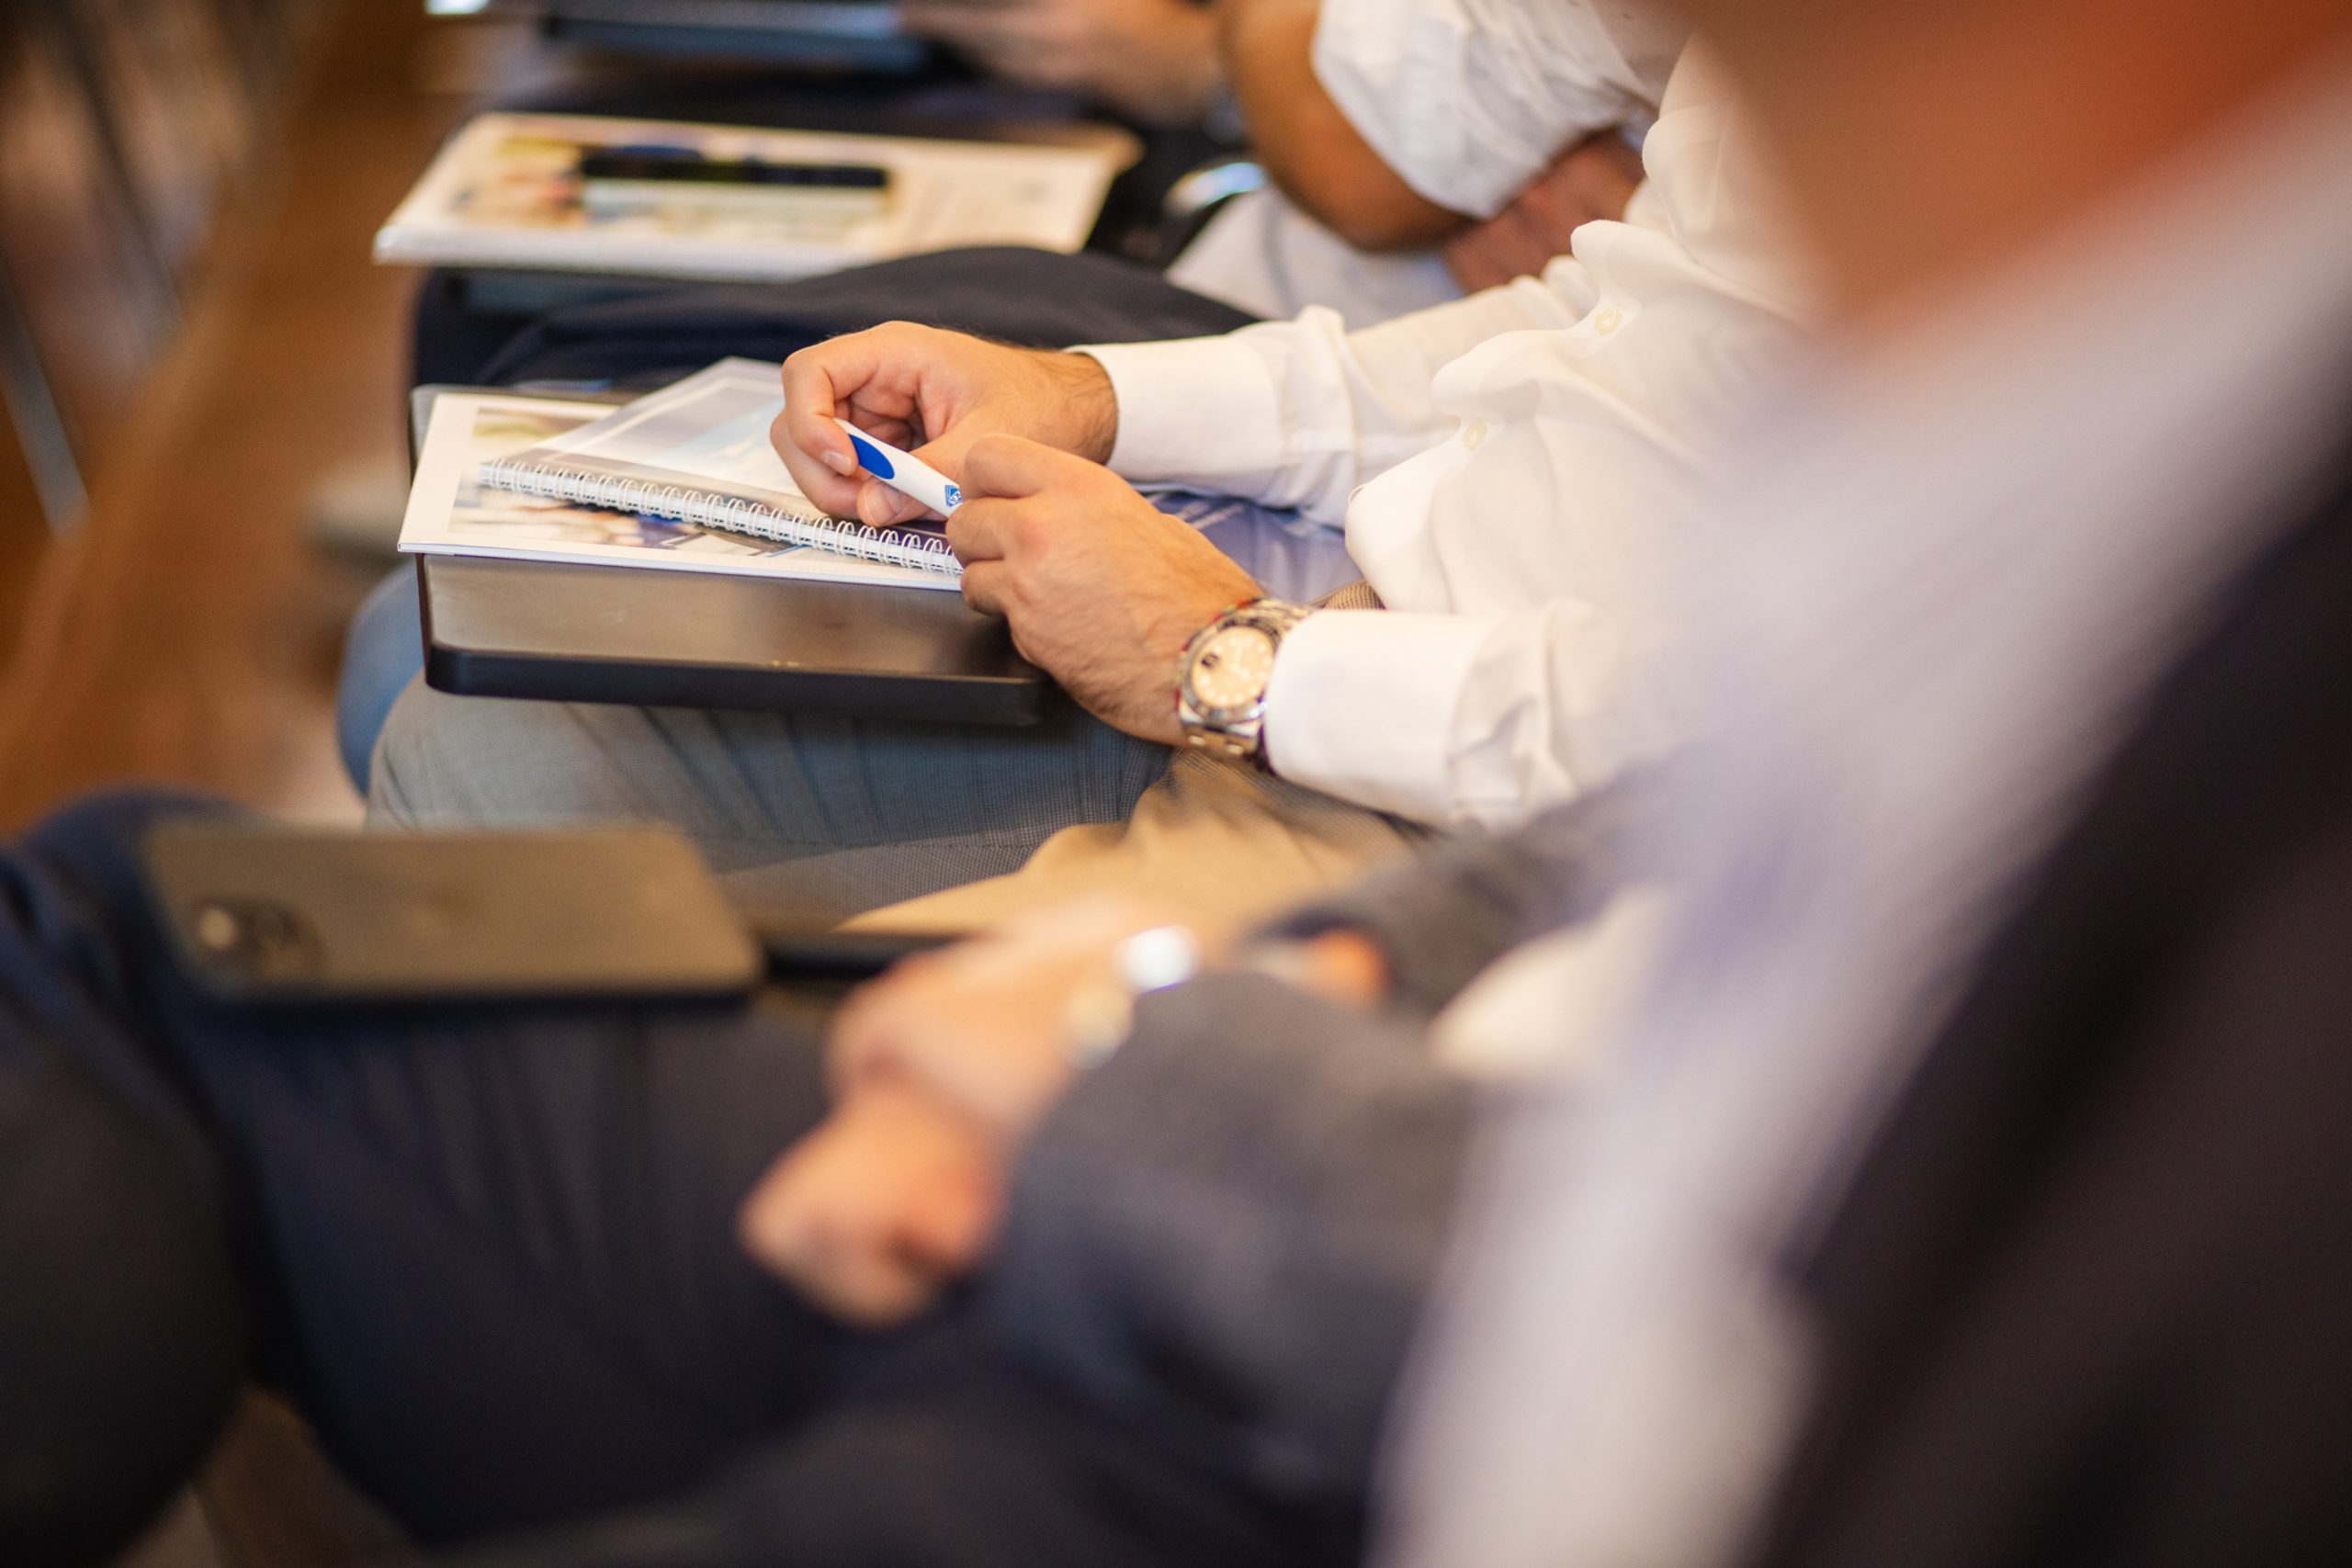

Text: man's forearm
xmin=1219 ymin=0 xmax=1466 ymax=251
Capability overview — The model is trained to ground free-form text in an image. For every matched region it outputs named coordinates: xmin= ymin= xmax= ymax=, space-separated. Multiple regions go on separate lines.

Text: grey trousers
xmin=370 ymin=692 xmax=1173 ymax=920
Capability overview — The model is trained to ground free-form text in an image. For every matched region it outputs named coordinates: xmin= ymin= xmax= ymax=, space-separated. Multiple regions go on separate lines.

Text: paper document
xmin=473 ymin=360 xmax=961 ymax=578
xmin=401 ymin=389 xmax=956 ymax=590
xmin=375 ymin=112 xmax=1136 ymax=282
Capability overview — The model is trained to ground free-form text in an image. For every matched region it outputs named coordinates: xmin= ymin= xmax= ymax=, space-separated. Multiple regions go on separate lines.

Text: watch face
xmin=1189 ymin=625 xmax=1279 ymax=714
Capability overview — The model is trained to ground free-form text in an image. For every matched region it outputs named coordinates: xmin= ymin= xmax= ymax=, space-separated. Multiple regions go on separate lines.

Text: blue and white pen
xmin=831 ymin=417 xmax=964 ymax=517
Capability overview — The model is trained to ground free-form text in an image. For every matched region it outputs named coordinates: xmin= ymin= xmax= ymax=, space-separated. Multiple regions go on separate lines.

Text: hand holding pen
xmin=770 ymin=323 xmax=1120 ymax=529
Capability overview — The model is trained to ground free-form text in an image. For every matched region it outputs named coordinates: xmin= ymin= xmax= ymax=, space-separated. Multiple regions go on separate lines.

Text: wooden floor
xmin=0 ymin=0 xmax=486 ymax=831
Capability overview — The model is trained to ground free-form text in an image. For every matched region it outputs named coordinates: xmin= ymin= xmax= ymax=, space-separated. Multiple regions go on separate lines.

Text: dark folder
xmin=418 ymin=555 xmax=1051 ymax=726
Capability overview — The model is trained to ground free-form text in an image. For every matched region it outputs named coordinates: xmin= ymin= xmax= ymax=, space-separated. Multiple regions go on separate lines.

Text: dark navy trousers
xmin=0 ymin=795 xmax=1338 ymax=1568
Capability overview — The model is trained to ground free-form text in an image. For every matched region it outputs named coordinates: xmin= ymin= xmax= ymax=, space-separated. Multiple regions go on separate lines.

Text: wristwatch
xmin=1061 ymin=925 xmax=1204 ymax=1068
xmin=1174 ymin=599 xmax=1317 ymax=764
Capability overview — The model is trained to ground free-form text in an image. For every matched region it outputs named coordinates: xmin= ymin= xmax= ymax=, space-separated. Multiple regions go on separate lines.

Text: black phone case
xmin=142 ymin=823 xmax=763 ymax=1007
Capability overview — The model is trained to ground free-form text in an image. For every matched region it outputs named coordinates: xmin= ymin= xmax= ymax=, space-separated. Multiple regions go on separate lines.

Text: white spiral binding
xmin=477 ymin=457 xmax=964 ymax=579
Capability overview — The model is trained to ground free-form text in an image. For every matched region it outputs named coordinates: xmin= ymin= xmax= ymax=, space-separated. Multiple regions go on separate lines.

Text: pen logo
xmin=944 ymin=483 xmax=963 ymax=511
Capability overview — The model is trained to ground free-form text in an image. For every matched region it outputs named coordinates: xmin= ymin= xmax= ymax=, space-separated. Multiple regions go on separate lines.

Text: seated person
xmin=359 ymin=0 xmax=1672 ymax=789
xmin=365 ymin=19 xmax=1811 ymax=934
xmin=875 ymin=0 xmax=1669 ymax=327
xmin=904 ymin=0 xmax=1667 ymax=329
xmin=1169 ymin=0 xmax=1666 ymax=325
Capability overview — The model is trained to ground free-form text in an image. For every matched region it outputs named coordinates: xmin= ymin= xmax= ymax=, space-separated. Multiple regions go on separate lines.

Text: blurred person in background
xmin=1173 ymin=0 xmax=1666 ymax=325
xmin=902 ymin=0 xmax=1668 ymax=324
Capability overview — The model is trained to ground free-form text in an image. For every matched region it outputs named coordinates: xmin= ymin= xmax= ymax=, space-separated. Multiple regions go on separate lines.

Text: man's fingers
xmin=735 ymin=1090 xmax=1000 ymax=1327
xmin=858 ymin=479 xmax=931 ymax=530
xmin=807 ymin=1251 xmax=936 ymax=1328
xmin=962 ymin=432 xmax=1087 ymax=501
xmin=1445 ymin=203 xmax=1553 ymax=291
xmin=841 ymin=407 xmax=922 ymax=452
xmin=771 ymin=408 xmax=864 ymax=518
xmin=776 ymin=327 xmax=943 ymax=518
xmin=959 ymin=558 xmax=1012 ymax=618
xmin=826 ymin=944 xmax=997 ymax=1092
xmin=779 ymin=352 xmax=869 ymax=473
xmin=1442 ymin=130 xmax=1645 ymax=297
xmin=763 ymin=1203 xmax=939 ymax=1327
xmin=1442 ymin=232 xmax=1512 ymax=294
xmin=778 ymin=346 xmax=895 ymax=518
xmin=944 ymin=497 xmax=1016 ymax=564
xmin=948 ymin=507 xmax=1029 ymax=617
xmin=1572 ymin=131 xmax=1646 ymax=197
xmin=852 ymin=421 xmax=981 ymax=528
xmin=1490 ymin=204 xmax=1555 ymax=276
xmin=1530 ymin=134 xmax=1642 ymax=230
xmin=735 ymin=1134 xmax=929 ymax=1326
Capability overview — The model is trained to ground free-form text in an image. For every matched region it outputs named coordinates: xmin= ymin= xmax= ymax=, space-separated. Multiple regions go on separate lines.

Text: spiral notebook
xmin=473 ymin=358 xmax=963 ymax=581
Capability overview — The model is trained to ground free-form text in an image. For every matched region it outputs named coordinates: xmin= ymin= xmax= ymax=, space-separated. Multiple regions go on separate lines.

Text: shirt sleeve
xmin=1080 ymin=269 xmax=1596 ymax=524
xmin=1262 ymin=595 xmax=1690 ymax=829
xmin=1314 ymin=0 xmax=1686 ymax=220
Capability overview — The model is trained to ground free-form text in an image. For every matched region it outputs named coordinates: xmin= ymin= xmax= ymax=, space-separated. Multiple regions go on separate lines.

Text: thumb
xmin=858 ymin=479 xmax=932 ymax=529
xmin=855 ymin=430 xmax=981 ymax=527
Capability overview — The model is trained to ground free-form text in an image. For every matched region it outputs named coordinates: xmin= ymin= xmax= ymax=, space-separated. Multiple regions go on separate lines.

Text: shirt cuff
xmin=1263 ymin=609 xmax=1493 ymax=824
xmin=1075 ymin=335 xmax=1287 ymax=487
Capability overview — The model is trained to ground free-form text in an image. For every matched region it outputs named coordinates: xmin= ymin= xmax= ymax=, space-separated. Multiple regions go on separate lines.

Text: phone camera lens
xmin=186 ymin=899 xmax=324 ymax=984
xmin=193 ymin=903 xmax=244 ymax=955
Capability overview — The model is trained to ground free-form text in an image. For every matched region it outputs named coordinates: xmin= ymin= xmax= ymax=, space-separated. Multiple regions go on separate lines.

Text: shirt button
xmin=1462 ymin=418 xmax=1489 ymax=450
xmin=1594 ymin=305 xmax=1625 ymax=334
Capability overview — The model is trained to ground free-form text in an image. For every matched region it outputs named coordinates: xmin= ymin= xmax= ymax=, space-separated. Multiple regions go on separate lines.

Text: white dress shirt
xmin=1165 ymin=186 xmax=1464 ymax=332
xmin=1314 ymin=0 xmax=1680 ymax=220
xmin=1166 ymin=0 xmax=1679 ymax=331
xmin=1384 ymin=58 xmax=2352 ymax=1568
xmin=1086 ymin=39 xmax=1807 ymax=829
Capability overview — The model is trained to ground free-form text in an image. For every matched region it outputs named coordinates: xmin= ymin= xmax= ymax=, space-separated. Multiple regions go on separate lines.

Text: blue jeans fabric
xmin=339 ymin=565 xmax=424 ymax=792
